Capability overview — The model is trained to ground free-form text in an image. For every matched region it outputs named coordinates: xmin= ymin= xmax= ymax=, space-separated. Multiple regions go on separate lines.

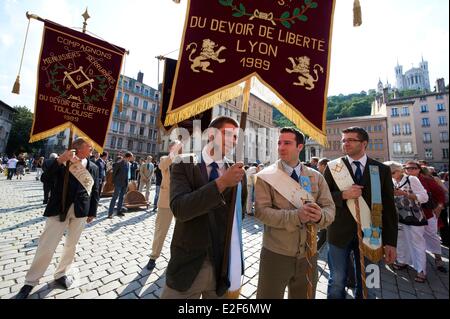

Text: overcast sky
xmin=1 ymin=0 xmax=448 ymax=110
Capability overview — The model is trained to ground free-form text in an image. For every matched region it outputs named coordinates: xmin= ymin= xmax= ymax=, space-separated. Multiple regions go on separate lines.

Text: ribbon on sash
xmin=226 ymin=182 xmax=244 ymax=299
xmin=69 ymin=161 xmax=94 ymax=196
xmin=328 ymin=158 xmax=383 ymax=262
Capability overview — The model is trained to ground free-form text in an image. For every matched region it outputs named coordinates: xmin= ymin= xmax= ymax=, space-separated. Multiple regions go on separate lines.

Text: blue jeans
xmin=327 ymin=236 xmax=363 ymax=299
xmin=108 ymin=185 xmax=127 ymax=215
xmin=153 ymin=185 xmax=161 ymax=207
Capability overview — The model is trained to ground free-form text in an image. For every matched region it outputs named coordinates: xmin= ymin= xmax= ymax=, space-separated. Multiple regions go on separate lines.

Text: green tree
xmin=5 ymin=106 xmax=45 ymax=156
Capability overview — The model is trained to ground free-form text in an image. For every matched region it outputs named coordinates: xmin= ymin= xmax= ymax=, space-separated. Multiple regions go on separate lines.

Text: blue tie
xmin=209 ymin=162 xmax=219 ymax=182
xmin=290 ymin=169 xmax=299 ymax=183
xmin=354 ymin=161 xmax=362 ymax=184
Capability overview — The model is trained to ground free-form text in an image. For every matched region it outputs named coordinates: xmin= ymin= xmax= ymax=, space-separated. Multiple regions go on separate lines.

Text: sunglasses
xmin=404 ymin=167 xmax=419 ymax=170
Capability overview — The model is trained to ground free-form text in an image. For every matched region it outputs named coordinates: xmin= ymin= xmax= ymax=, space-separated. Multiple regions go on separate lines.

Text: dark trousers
xmin=108 ymin=185 xmax=127 ymax=215
xmin=327 ymin=237 xmax=363 ymax=299
xmin=7 ymin=168 xmax=15 ymax=180
xmin=43 ymin=182 xmax=51 ymax=203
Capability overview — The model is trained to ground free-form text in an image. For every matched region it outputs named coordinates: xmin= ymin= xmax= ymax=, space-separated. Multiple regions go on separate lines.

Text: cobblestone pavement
xmin=0 ymin=173 xmax=448 ymax=299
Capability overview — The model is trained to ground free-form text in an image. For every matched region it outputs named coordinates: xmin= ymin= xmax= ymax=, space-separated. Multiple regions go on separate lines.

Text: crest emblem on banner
xmin=29 ymin=20 xmax=126 ymax=152
xmin=164 ymin=0 xmax=335 ymax=145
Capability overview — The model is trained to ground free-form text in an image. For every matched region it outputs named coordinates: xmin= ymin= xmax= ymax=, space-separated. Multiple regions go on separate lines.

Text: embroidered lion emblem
xmin=186 ymin=39 xmax=226 ymax=73
xmin=285 ymin=56 xmax=324 ymax=90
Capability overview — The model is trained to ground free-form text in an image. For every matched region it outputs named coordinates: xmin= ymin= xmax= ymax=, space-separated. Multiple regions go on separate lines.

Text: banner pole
xmin=221 ymin=78 xmax=251 ymax=298
xmin=60 ymin=127 xmax=73 ymax=222
xmin=355 ymin=198 xmax=368 ymax=299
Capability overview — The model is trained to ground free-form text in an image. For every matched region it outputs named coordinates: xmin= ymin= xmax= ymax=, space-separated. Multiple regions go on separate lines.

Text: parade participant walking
xmin=255 ymin=127 xmax=335 ymax=299
xmin=41 ymin=153 xmax=58 ymax=204
xmin=95 ymin=151 xmax=108 ymax=194
xmin=386 ymin=161 xmax=429 ymax=283
xmin=404 ymin=161 xmax=447 ymax=273
xmin=15 ymin=138 xmax=99 ymax=299
xmin=139 ymin=156 xmax=154 ymax=203
xmin=152 ymin=160 xmax=162 ymax=212
xmin=108 ymin=152 xmax=134 ymax=218
xmin=324 ymin=127 xmax=398 ymax=299
xmin=6 ymin=155 xmax=18 ymax=180
xmin=161 ymin=116 xmax=247 ymax=299
xmin=146 ymin=141 xmax=182 ymax=271
xmin=35 ymin=157 xmax=44 ymax=181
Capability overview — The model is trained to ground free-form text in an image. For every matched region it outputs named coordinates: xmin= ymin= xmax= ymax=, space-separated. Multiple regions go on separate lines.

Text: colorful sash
xmin=257 ymin=163 xmax=317 ymax=255
xmin=328 ymin=158 xmax=383 ymax=262
xmin=69 ymin=161 xmax=94 ymax=196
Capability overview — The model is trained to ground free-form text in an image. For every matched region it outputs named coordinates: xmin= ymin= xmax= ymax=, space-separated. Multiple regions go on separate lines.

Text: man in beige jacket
xmin=139 ymin=156 xmax=154 ymax=203
xmin=146 ymin=141 xmax=182 ymax=271
xmin=255 ymin=127 xmax=335 ymax=299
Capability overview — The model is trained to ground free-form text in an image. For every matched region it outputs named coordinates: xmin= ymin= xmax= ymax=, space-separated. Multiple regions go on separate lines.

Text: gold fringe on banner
xmin=275 ymin=102 xmax=327 ymax=146
xmin=353 ymin=0 xmax=362 ymax=27
xmin=164 ymin=85 xmax=243 ymax=126
xmin=29 ymin=123 xmax=105 ymax=153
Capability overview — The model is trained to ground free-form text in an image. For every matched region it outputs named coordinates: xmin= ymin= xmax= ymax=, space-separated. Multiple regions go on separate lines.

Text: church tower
xmin=377 ymin=78 xmax=384 ymax=94
xmin=419 ymin=56 xmax=431 ymax=91
xmin=395 ymin=61 xmax=404 ymax=91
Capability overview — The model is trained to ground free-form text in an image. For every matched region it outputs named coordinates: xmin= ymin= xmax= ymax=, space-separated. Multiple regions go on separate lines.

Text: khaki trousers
xmin=150 ymin=207 xmax=174 ymax=260
xmin=160 ymin=259 xmax=224 ymax=299
xmin=139 ymin=178 xmax=151 ymax=201
xmin=25 ymin=205 xmax=87 ymax=286
xmin=256 ymin=247 xmax=318 ymax=299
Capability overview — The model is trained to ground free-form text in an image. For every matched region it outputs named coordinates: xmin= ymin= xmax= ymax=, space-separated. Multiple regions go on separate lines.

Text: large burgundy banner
xmin=165 ymin=0 xmax=335 ymax=144
xmin=30 ymin=20 xmax=126 ymax=151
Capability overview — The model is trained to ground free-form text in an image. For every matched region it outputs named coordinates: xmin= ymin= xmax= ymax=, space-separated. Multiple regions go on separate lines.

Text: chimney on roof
xmin=137 ymin=71 xmax=144 ymax=83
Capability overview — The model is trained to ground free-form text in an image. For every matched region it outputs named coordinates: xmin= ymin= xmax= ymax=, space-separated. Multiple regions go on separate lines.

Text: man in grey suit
xmin=161 ymin=116 xmax=247 ymax=299
xmin=108 ymin=152 xmax=133 ymax=218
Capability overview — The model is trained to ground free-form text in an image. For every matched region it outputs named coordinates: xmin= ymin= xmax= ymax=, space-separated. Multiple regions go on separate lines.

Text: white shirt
xmin=81 ymin=158 xmax=88 ymax=168
xmin=7 ymin=158 xmax=18 ymax=169
xmin=394 ymin=174 xmax=429 ymax=204
xmin=346 ymin=154 xmax=367 ymax=176
xmin=281 ymin=160 xmax=302 ymax=180
xmin=202 ymin=146 xmax=226 ymax=179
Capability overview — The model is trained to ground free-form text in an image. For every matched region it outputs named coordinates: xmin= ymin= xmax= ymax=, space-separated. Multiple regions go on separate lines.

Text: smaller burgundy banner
xmin=30 ymin=20 xmax=126 ymax=151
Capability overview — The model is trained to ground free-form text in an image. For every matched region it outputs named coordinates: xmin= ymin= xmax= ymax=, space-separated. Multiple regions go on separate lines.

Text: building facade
xmin=395 ymin=58 xmax=431 ymax=92
xmin=372 ymin=79 xmax=449 ymax=171
xmin=159 ymin=94 xmax=279 ymax=165
xmin=0 ymin=100 xmax=17 ymax=154
xmin=322 ymin=115 xmax=389 ymax=162
xmin=104 ymin=72 xmax=160 ymax=160
xmin=214 ymin=94 xmax=279 ymax=165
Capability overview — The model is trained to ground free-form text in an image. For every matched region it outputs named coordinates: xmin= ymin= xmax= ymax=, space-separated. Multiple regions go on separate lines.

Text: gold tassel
xmin=12 ymin=16 xmax=32 ymax=95
xmin=353 ymin=0 xmax=362 ymax=27
xmin=12 ymin=76 xmax=20 ymax=94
